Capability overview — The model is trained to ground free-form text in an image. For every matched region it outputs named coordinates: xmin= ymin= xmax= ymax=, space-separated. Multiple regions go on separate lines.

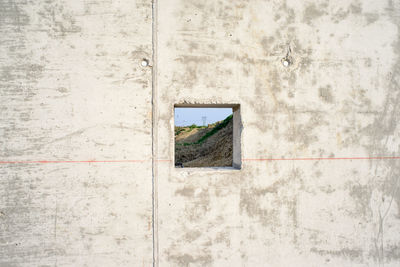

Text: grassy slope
xmin=175 ymin=115 xmax=233 ymax=167
xmin=176 ymin=114 xmax=233 ymax=146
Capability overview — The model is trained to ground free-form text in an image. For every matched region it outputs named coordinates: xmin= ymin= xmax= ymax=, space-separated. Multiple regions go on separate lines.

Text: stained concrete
xmin=1 ymin=0 xmax=400 ymax=266
xmin=155 ymin=0 xmax=400 ymax=266
xmin=0 ymin=0 xmax=153 ymax=266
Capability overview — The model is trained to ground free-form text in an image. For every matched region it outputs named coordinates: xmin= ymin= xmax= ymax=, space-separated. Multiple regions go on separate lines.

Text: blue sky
xmin=174 ymin=108 xmax=232 ymax=126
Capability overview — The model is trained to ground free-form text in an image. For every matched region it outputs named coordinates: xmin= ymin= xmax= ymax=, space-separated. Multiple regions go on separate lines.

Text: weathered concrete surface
xmin=155 ymin=0 xmax=400 ymax=266
xmin=1 ymin=0 xmax=400 ymax=266
xmin=0 ymin=0 xmax=153 ymax=266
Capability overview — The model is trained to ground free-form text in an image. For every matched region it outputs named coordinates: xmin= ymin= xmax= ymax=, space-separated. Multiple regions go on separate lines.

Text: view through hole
xmin=174 ymin=107 xmax=234 ymax=168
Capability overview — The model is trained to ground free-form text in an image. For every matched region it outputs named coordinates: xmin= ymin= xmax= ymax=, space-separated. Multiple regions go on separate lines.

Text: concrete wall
xmin=155 ymin=0 xmax=400 ymax=266
xmin=0 ymin=0 xmax=153 ymax=266
xmin=1 ymin=0 xmax=400 ymax=266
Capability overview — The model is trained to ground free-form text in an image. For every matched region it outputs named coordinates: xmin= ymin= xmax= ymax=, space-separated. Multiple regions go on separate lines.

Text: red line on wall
xmin=0 ymin=160 xmax=147 ymax=164
xmin=242 ymin=156 xmax=400 ymax=161
xmin=0 ymin=157 xmax=398 ymax=164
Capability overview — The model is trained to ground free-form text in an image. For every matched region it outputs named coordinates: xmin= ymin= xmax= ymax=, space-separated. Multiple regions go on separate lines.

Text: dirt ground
xmin=175 ymin=118 xmax=233 ymax=167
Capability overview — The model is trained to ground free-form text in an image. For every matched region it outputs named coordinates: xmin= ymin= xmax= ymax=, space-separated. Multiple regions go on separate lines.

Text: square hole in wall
xmin=174 ymin=104 xmax=241 ymax=169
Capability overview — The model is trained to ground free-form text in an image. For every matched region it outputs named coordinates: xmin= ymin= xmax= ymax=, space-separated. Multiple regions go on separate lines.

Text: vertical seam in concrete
xmin=151 ymin=0 xmax=159 ymax=266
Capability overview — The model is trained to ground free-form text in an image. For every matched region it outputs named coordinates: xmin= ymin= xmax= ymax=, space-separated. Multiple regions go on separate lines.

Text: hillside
xmin=175 ymin=115 xmax=233 ymax=167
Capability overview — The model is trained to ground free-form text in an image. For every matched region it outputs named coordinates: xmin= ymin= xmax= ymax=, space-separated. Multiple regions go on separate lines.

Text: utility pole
xmin=202 ymin=116 xmax=207 ymax=126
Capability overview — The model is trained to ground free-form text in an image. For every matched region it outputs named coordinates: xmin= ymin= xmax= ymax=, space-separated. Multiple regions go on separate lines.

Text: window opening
xmin=174 ymin=104 xmax=241 ymax=169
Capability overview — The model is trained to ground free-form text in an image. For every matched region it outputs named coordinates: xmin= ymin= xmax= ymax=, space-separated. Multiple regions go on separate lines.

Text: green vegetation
xmin=175 ymin=128 xmax=185 ymax=135
xmin=189 ymin=124 xmax=201 ymax=129
xmin=175 ymin=124 xmax=207 ymax=136
xmin=175 ymin=114 xmax=233 ymax=146
xmin=186 ymin=124 xmax=206 ymax=133
xmin=197 ymin=114 xmax=232 ymax=144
